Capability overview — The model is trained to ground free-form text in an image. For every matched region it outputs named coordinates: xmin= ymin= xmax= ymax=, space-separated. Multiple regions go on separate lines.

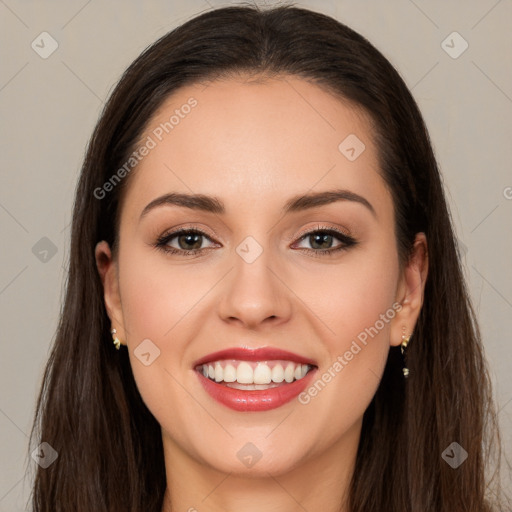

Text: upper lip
xmin=193 ymin=347 xmax=318 ymax=368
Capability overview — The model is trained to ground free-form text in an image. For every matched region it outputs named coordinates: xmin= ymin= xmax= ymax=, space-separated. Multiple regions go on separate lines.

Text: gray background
xmin=0 ymin=0 xmax=511 ymax=509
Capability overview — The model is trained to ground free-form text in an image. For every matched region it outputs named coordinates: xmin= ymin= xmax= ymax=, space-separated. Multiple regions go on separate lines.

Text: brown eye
xmin=155 ymin=229 xmax=217 ymax=256
xmin=176 ymin=232 xmax=203 ymax=250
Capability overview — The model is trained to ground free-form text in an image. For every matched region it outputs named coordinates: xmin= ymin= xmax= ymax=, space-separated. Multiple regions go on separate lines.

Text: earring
xmin=111 ymin=328 xmax=121 ymax=350
xmin=401 ymin=330 xmax=411 ymax=378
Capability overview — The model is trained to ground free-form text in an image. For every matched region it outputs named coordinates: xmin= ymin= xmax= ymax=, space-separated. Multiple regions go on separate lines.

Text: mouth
xmin=193 ymin=347 xmax=318 ymax=412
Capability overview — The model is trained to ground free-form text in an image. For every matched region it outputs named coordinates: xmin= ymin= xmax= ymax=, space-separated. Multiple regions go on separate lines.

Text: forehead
xmin=121 ymin=75 xmax=390 ymax=220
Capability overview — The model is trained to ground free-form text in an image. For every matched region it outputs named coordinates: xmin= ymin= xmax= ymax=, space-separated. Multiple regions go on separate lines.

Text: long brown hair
xmin=28 ymin=4 xmax=509 ymax=511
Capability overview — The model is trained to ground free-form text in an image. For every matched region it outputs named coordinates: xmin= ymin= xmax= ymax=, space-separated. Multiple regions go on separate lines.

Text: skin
xmin=95 ymin=75 xmax=428 ymax=512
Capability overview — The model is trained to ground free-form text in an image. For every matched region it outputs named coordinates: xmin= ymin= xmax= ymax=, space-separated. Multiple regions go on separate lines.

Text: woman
xmin=28 ymin=4 xmax=508 ymax=511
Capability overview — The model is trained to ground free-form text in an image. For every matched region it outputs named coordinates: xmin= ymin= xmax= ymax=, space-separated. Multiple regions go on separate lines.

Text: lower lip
xmin=196 ymin=368 xmax=317 ymax=412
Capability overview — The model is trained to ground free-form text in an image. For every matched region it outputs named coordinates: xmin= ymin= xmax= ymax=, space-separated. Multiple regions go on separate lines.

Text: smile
xmin=194 ymin=347 xmax=318 ymax=412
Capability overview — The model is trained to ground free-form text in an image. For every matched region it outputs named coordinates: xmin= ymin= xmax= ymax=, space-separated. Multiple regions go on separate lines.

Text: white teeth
xmin=236 ymin=362 xmax=253 ymax=384
xmin=223 ymin=364 xmax=237 ymax=382
xmin=200 ymin=360 xmax=313 ymax=385
xmin=253 ymin=363 xmax=272 ymax=384
xmin=284 ymin=363 xmax=295 ymax=383
xmin=271 ymin=364 xmax=284 ymax=383
xmin=214 ymin=363 xmax=223 ymax=382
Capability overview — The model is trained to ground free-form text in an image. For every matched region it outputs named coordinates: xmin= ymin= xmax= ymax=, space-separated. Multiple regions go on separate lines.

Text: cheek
xmin=118 ymin=247 xmax=213 ymax=342
xmin=294 ymin=242 xmax=399 ymax=350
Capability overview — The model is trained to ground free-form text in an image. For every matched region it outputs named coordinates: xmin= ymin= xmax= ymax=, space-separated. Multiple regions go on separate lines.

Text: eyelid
xmin=157 ymin=223 xmax=219 ymax=241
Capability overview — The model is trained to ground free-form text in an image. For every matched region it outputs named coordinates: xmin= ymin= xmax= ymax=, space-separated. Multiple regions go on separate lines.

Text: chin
xmin=191 ymin=434 xmax=311 ymax=478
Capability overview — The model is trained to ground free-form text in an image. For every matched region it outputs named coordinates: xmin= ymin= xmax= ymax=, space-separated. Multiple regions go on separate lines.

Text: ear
xmin=390 ymin=232 xmax=428 ymax=347
xmin=95 ymin=241 xmax=126 ymax=347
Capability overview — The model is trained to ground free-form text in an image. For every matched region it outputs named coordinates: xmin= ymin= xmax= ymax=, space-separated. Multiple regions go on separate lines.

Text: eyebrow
xmin=139 ymin=188 xmax=376 ymax=220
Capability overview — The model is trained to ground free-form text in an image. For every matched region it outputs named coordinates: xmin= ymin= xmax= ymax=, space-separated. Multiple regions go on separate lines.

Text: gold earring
xmin=111 ymin=328 xmax=121 ymax=350
xmin=401 ymin=331 xmax=411 ymax=378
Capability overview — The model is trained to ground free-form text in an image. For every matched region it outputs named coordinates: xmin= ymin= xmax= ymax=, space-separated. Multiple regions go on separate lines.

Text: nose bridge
xmin=217 ymin=232 xmax=291 ymax=327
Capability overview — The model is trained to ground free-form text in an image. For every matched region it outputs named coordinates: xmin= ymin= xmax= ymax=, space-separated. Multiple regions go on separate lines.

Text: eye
xmin=292 ymin=225 xmax=358 ymax=256
xmin=154 ymin=224 xmax=358 ymax=257
xmin=155 ymin=228 xmax=218 ymax=256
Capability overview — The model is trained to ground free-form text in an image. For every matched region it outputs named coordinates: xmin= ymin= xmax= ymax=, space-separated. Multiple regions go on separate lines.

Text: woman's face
xmin=97 ymin=76 xmax=427 ymax=479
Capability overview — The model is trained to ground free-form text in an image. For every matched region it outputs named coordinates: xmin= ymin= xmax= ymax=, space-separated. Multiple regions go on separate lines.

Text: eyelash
xmin=154 ymin=224 xmax=358 ymax=258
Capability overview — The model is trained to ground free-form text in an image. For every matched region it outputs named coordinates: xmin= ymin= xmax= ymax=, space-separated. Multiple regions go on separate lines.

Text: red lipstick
xmin=194 ymin=347 xmax=318 ymax=412
xmin=193 ymin=347 xmax=317 ymax=367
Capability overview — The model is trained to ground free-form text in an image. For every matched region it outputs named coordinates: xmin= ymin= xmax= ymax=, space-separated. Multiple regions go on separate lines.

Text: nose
xmin=217 ymin=243 xmax=293 ymax=330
